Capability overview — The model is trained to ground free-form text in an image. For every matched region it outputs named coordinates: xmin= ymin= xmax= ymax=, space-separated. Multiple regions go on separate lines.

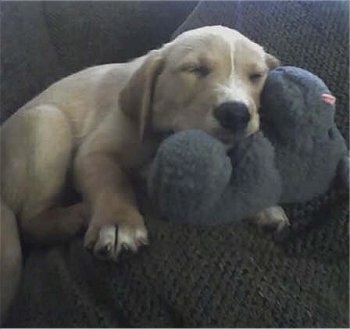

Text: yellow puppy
xmin=1 ymin=26 xmax=280 ymax=261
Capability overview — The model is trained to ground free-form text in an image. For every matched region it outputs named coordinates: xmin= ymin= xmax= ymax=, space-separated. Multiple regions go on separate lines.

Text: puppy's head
xmin=120 ymin=26 xmax=279 ymax=144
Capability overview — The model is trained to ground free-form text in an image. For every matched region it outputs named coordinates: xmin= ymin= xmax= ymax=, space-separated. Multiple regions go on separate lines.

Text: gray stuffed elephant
xmin=148 ymin=67 xmax=349 ymax=225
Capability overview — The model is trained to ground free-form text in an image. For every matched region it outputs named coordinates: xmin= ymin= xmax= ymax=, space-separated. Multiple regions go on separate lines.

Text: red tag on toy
xmin=321 ymin=93 xmax=336 ymax=105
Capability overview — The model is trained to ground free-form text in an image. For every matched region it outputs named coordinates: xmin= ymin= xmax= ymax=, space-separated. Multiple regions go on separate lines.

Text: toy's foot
xmin=253 ymin=206 xmax=290 ymax=232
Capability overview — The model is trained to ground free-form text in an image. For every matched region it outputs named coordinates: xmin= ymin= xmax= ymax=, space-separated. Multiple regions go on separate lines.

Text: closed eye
xmin=181 ymin=63 xmax=211 ymax=78
xmin=249 ymin=72 xmax=264 ymax=83
xmin=189 ymin=65 xmax=211 ymax=78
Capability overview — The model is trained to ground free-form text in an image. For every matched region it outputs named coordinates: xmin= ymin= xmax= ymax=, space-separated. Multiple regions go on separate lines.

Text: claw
xmin=85 ymin=221 xmax=148 ymax=261
xmin=136 ymin=237 xmax=149 ymax=247
xmin=121 ymin=243 xmax=129 ymax=251
xmin=96 ymin=245 xmax=109 ymax=257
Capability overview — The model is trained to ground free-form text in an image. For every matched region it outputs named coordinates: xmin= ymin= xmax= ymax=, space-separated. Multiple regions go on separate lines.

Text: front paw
xmin=84 ymin=215 xmax=148 ymax=261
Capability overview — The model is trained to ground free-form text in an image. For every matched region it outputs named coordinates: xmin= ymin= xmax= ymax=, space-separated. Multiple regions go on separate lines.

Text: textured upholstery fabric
xmin=2 ymin=1 xmax=349 ymax=327
xmin=0 ymin=1 xmax=197 ymax=122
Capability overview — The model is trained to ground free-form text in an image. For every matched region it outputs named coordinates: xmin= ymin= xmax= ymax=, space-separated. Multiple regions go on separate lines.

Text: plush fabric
xmin=262 ymin=66 xmax=348 ymax=203
xmin=148 ymin=67 xmax=348 ymax=225
xmin=3 ymin=1 xmax=349 ymax=328
xmin=149 ymin=130 xmax=281 ymax=225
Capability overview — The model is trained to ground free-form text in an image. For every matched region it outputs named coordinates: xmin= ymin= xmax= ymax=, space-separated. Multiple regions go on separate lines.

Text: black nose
xmin=213 ymin=102 xmax=250 ymax=131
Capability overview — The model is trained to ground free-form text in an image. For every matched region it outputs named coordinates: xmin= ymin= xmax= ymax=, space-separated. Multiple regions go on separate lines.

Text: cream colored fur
xmin=1 ymin=26 xmax=284 ymax=318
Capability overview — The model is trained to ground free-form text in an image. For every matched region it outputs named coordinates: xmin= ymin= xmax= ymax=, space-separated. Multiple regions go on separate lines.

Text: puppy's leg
xmin=0 ymin=199 xmax=22 ymax=323
xmin=1 ymin=105 xmax=86 ymax=244
xmin=21 ymin=203 xmax=88 ymax=244
xmin=253 ymin=206 xmax=290 ymax=232
xmin=75 ymin=153 xmax=148 ymax=261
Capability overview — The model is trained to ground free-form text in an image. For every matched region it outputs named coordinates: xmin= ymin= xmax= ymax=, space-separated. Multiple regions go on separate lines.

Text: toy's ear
xmin=119 ymin=49 xmax=165 ymax=141
xmin=265 ymin=53 xmax=280 ymax=69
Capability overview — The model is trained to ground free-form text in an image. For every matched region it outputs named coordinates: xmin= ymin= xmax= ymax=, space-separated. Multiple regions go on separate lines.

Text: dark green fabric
xmin=3 ymin=1 xmax=349 ymax=327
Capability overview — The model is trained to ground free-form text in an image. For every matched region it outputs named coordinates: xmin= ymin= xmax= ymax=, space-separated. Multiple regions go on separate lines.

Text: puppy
xmin=1 ymin=26 xmax=284 ymax=263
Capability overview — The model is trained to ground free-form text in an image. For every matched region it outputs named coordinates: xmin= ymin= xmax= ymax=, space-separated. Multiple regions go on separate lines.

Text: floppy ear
xmin=119 ymin=50 xmax=164 ymax=140
xmin=265 ymin=53 xmax=280 ymax=69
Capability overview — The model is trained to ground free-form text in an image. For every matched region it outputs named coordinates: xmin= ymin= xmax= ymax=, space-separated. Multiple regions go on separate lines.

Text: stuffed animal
xmin=261 ymin=66 xmax=348 ymax=202
xmin=148 ymin=67 xmax=349 ymax=225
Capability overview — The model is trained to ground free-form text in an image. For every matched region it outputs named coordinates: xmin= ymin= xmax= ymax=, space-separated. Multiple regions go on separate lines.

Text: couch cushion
xmin=0 ymin=1 xmax=197 ymax=122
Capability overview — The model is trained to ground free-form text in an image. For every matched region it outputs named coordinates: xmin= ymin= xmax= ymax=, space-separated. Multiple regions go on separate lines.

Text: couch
xmin=1 ymin=1 xmax=349 ymax=327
